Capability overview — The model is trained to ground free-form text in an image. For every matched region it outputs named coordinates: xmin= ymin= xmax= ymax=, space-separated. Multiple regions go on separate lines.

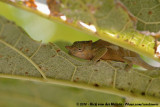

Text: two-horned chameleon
xmin=65 ymin=40 xmax=159 ymax=71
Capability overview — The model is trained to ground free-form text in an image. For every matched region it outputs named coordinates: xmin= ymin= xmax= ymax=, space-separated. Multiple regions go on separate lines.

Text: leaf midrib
xmin=0 ymin=39 xmax=47 ymax=79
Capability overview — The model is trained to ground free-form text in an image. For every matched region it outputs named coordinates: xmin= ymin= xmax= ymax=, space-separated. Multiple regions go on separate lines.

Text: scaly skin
xmin=66 ymin=40 xmax=158 ymax=71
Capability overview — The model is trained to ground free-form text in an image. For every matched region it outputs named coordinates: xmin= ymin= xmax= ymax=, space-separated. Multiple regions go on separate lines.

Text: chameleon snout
xmin=65 ymin=46 xmax=72 ymax=55
xmin=65 ymin=46 xmax=71 ymax=50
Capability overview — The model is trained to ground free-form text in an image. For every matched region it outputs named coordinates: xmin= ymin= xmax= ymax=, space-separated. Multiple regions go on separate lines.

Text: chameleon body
xmin=65 ymin=40 xmax=158 ymax=71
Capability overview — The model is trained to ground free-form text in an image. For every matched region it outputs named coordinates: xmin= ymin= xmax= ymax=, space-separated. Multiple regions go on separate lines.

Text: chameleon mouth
xmin=65 ymin=46 xmax=71 ymax=50
xmin=65 ymin=46 xmax=73 ymax=55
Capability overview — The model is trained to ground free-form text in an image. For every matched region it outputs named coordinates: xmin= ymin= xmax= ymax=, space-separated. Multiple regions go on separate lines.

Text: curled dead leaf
xmin=23 ymin=0 xmax=37 ymax=9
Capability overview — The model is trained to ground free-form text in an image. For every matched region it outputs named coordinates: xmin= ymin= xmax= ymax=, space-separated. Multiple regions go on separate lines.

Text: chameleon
xmin=65 ymin=40 xmax=159 ymax=71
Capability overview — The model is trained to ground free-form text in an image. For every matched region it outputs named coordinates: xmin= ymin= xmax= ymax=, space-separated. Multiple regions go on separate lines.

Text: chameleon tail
xmin=124 ymin=57 xmax=158 ymax=70
xmin=133 ymin=58 xmax=158 ymax=70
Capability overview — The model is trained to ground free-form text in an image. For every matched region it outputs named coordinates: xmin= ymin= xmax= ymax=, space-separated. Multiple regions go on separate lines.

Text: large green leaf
xmin=0 ymin=0 xmax=158 ymax=62
xmin=0 ymin=15 xmax=160 ymax=104
xmin=0 ymin=78 xmax=125 ymax=107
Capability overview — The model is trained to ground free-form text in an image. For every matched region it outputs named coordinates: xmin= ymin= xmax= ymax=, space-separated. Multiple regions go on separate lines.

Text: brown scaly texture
xmin=66 ymin=40 xmax=159 ymax=71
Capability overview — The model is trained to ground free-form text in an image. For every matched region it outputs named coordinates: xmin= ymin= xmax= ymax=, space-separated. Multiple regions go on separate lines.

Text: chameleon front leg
xmin=123 ymin=57 xmax=133 ymax=72
xmin=91 ymin=47 xmax=108 ymax=63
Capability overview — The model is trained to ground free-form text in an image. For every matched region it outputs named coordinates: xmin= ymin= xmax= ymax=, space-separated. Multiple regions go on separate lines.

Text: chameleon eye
xmin=78 ymin=48 xmax=83 ymax=51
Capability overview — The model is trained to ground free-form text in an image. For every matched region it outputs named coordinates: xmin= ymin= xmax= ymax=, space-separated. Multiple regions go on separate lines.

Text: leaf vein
xmin=13 ymin=33 xmax=22 ymax=47
xmin=0 ymin=39 xmax=47 ymax=79
xmin=30 ymin=42 xmax=42 ymax=59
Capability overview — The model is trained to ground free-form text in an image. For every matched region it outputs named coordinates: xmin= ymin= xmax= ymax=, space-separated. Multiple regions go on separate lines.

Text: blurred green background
xmin=0 ymin=78 xmax=126 ymax=107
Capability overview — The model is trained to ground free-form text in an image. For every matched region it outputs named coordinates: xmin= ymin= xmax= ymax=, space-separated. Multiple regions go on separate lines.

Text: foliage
xmin=0 ymin=0 xmax=160 ymax=106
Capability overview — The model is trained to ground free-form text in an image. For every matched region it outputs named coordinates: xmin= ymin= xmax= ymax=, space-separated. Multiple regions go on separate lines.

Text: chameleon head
xmin=65 ymin=40 xmax=93 ymax=60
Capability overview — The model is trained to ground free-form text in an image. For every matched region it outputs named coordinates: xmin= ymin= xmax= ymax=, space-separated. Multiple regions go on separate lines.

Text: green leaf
xmin=0 ymin=15 xmax=160 ymax=104
xmin=0 ymin=78 xmax=125 ymax=107
xmin=0 ymin=0 xmax=159 ymax=62
xmin=120 ymin=0 xmax=160 ymax=32
xmin=58 ymin=0 xmax=157 ymax=61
